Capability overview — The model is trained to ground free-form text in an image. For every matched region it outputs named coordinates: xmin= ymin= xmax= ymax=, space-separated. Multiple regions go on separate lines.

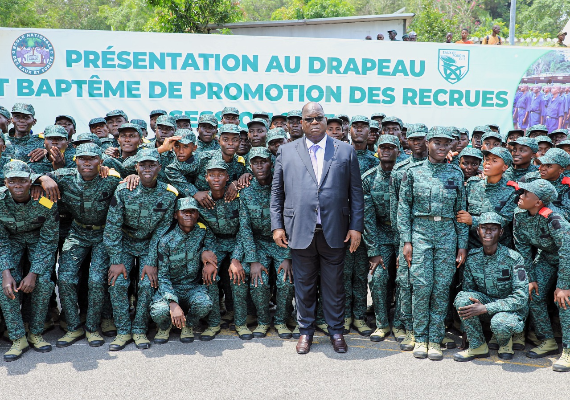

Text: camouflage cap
xmin=537 ymin=148 xmax=570 ymax=168
xmin=219 ymin=124 xmax=240 ymax=135
xmin=149 ymin=109 xmax=167 ymax=117
xmin=176 ymin=129 xmax=197 ymax=145
xmin=266 ymin=128 xmax=288 ymax=143
xmin=247 ymin=118 xmax=269 ymax=129
xmin=131 ymin=119 xmax=148 ymax=130
xmin=448 ymin=126 xmax=460 ymax=139
xmin=406 ymin=123 xmax=428 ymax=139
xmin=402 ymin=34 xmax=410 ymax=40
xmin=89 ymin=117 xmax=106 ymax=126
xmin=402 ymin=123 xmax=409 ymax=131
xmin=481 ymin=146 xmax=513 ymax=167
xmin=252 ymin=111 xmax=270 ymax=119
xmin=536 ymin=135 xmax=553 ymax=145
xmin=336 ymin=114 xmax=350 ymax=123
xmin=472 ymin=125 xmax=490 ymax=134
xmin=371 ymin=112 xmax=386 ymax=119
xmin=0 ymin=106 xmax=11 ymax=119
xmin=271 ymin=113 xmax=287 ymax=123
xmin=459 ymin=147 xmax=484 ymax=161
xmin=482 ymin=130 xmax=503 ymax=143
xmin=327 ymin=115 xmax=343 ymax=125
xmin=176 ymin=197 xmax=199 ymax=211
xmin=205 ymin=158 xmax=227 ymax=171
xmin=73 ymin=132 xmax=101 ymax=147
xmin=350 ymin=115 xmax=370 ymax=126
xmin=458 ymin=127 xmax=469 ymax=136
xmin=376 ymin=134 xmax=401 ymax=148
xmin=518 ymin=179 xmax=558 ymax=204
xmin=508 ymin=137 xmax=538 ymax=153
xmin=4 ymin=160 xmax=32 ymax=179
xmin=118 ymin=123 xmax=143 ymax=137
xmin=557 ymin=139 xmax=570 ymax=147
xmin=156 ymin=115 xmax=176 ymax=128
xmin=486 ymin=123 xmax=500 ymax=133
xmin=55 ymin=115 xmax=76 ymax=128
xmin=198 ymin=114 xmax=218 ymax=127
xmin=478 ymin=212 xmax=505 ymax=227
xmin=135 ymin=148 xmax=159 ymax=163
xmin=506 ymin=129 xmax=524 ymax=137
xmin=240 ymin=127 xmax=248 ymax=135
xmin=44 ymin=125 xmax=69 ymax=138
xmin=381 ymin=116 xmax=403 ymax=128
xmin=105 ymin=109 xmax=128 ymax=120
xmin=287 ymin=110 xmax=303 ymax=119
xmin=426 ymin=126 xmax=454 ymax=141
xmin=369 ymin=120 xmax=380 ymax=130
xmin=12 ymin=103 xmax=35 ymax=117
xmin=221 ymin=107 xmax=239 ymax=116
xmin=249 ymin=147 xmax=272 ymax=160
xmin=173 ymin=114 xmax=190 ymax=122
xmin=75 ymin=143 xmax=102 ymax=158
xmin=549 ymin=128 xmax=569 ymax=137
xmin=525 ymin=124 xmax=548 ymax=136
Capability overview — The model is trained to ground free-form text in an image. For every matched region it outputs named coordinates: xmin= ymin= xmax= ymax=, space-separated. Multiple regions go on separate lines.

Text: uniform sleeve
xmin=0 ymin=219 xmax=12 ymax=271
xmin=513 ymin=213 xmax=535 ymax=282
xmin=362 ymin=173 xmax=381 ymax=258
xmin=31 ymin=204 xmax=60 ymax=275
xmin=143 ymin=196 xmax=176 ymax=267
xmin=348 ymin=147 xmax=365 ymax=233
xmin=165 ymin=160 xmax=199 ymax=198
xmin=236 ymin=196 xmax=258 ymax=263
xmin=202 ymin=227 xmax=217 ymax=254
xmin=462 ymin=258 xmax=477 ymax=292
xmin=104 ymin=188 xmax=125 ymax=265
xmin=397 ymin=171 xmax=413 ymax=243
xmin=486 ymin=254 xmax=529 ymax=315
xmin=157 ymin=237 xmax=177 ymax=303
xmin=102 ymin=156 xmax=125 ymax=178
xmin=270 ymin=147 xmax=285 ymax=231
xmin=389 ymin=170 xmax=402 ymax=232
xmin=549 ymin=215 xmax=570 ymax=290
xmin=454 ymin=172 xmax=469 ymax=249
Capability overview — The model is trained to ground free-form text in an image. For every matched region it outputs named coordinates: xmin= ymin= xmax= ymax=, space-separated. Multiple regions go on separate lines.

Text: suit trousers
xmin=291 ymin=230 xmax=346 ymax=336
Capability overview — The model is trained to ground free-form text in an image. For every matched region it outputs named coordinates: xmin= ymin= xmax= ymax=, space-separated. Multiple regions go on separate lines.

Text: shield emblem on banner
xmin=438 ymin=49 xmax=470 ymax=84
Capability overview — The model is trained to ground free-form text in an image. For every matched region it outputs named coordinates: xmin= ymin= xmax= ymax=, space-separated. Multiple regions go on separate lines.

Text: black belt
xmin=314 ymin=224 xmax=323 ymax=232
xmin=216 ymin=233 xmax=235 ymax=239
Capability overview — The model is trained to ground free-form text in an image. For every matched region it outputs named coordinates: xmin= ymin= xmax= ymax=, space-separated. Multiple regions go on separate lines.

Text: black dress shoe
xmin=330 ymin=333 xmax=348 ymax=353
xmin=296 ymin=335 xmax=313 ymax=354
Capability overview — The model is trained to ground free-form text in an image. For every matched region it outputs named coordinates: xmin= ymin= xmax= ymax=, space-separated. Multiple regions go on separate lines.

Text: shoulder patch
xmin=38 ymin=196 xmax=54 ymax=209
xmin=197 ymin=222 xmax=206 ymax=229
xmin=166 ymin=184 xmax=179 ymax=196
xmin=38 ymin=133 xmax=44 ymax=139
xmin=237 ymin=156 xmax=245 ymax=166
xmin=538 ymin=207 xmax=553 ymax=218
xmin=506 ymin=181 xmax=520 ymax=190
xmin=143 ymin=138 xmax=150 ymax=144
xmin=562 ymin=177 xmax=570 ymax=186
xmin=373 ymin=152 xmax=378 ymax=158
xmin=108 ymin=169 xmax=121 ymax=178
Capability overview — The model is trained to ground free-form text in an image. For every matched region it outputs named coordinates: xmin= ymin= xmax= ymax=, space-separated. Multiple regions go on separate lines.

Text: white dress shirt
xmin=306 ymin=135 xmax=327 ymax=184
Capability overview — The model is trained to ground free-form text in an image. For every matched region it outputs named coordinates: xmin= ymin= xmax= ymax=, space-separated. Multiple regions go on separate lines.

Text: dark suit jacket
xmin=270 ymin=135 xmax=364 ymax=249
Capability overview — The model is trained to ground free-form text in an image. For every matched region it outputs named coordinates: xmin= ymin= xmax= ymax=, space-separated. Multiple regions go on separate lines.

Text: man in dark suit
xmin=270 ymin=102 xmax=364 ymax=354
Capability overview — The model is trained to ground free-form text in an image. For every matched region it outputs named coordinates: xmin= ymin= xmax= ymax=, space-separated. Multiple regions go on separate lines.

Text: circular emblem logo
xmin=11 ymin=33 xmax=55 ymax=75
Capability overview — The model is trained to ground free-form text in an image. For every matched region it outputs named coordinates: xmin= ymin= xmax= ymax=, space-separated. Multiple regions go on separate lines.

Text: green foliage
xmin=270 ymin=0 xmax=354 ymax=20
xmin=516 ymin=0 xmax=570 ymax=37
xmin=408 ymin=0 xmax=460 ymax=42
xmin=99 ymin=0 xmax=154 ymax=31
xmin=525 ymin=51 xmax=570 ymax=76
xmin=240 ymin=0 xmax=286 ymax=21
xmin=271 ymin=0 xmax=306 ymax=20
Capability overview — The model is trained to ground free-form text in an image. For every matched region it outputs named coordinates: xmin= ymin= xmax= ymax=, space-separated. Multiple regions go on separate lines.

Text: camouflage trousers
xmin=150 ymin=285 xmax=213 ymax=330
xmin=0 ymin=234 xmax=55 ymax=341
xmin=410 ymin=219 xmax=457 ymax=344
xmin=454 ymin=291 xmax=525 ymax=348
xmin=206 ymin=237 xmax=238 ymax=327
xmin=395 ymin=243 xmax=413 ymax=331
xmin=58 ymin=226 xmax=111 ymax=333
xmin=369 ymin=243 xmax=396 ymax=329
xmin=108 ymin=237 xmax=155 ymax=335
xmin=344 ymin=244 xmax=368 ymax=320
xmin=528 ymin=253 xmax=558 ymax=340
xmin=256 ymin=238 xmax=294 ymax=325
xmin=231 ymin=262 xmax=271 ymax=327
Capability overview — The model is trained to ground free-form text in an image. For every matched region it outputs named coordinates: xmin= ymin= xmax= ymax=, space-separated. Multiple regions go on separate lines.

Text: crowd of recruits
xmin=513 ymin=83 xmax=570 ymax=133
xmin=0 ymin=104 xmax=569 ymax=373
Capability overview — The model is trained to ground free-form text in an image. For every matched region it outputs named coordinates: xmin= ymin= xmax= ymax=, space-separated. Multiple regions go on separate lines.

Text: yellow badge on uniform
xmin=38 ymin=196 xmax=54 ymax=209
xmin=374 ymin=152 xmax=378 ymax=158
xmin=108 ymin=169 xmax=121 ymax=178
xmin=197 ymin=222 xmax=206 ymax=229
xmin=166 ymin=184 xmax=179 ymax=196
xmin=237 ymin=156 xmax=245 ymax=166
xmin=38 ymin=133 xmax=45 ymax=139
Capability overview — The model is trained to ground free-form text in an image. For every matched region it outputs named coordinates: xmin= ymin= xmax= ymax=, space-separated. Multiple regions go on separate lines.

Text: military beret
xmin=75 ymin=143 xmax=102 ymax=158
xmin=426 ymin=126 xmax=453 ymax=141
xmin=508 ymin=137 xmax=538 ymax=153
xmin=118 ymin=123 xmax=143 ymax=137
xmin=247 ymin=118 xmax=269 ymax=129
xmin=472 ymin=125 xmax=490 ymax=134
xmin=221 ymin=107 xmax=239 ymax=116
xmin=478 ymin=212 xmax=505 ymax=227
xmin=73 ymin=132 xmax=102 ymax=147
xmin=173 ymin=114 xmax=190 ymax=122
xmin=131 ymin=119 xmax=148 ymax=130
xmin=248 ymin=147 xmax=272 ymax=160
xmin=176 ymin=197 xmax=199 ymax=211
xmin=549 ymin=128 xmax=569 ymax=137
xmin=219 ymin=124 xmax=240 ymax=135
xmin=55 ymin=115 xmax=76 ymax=128
xmin=43 ymin=125 xmax=69 ymax=139
xmin=105 ymin=109 xmax=128 ymax=120
xmin=336 ymin=114 xmax=349 ymax=122
xmin=536 ymin=135 xmax=553 ymax=145
xmin=537 ymin=148 xmax=570 ymax=168
xmin=136 ymin=148 xmax=159 ymax=163
xmin=175 ymin=129 xmax=197 ymax=145
xmin=518 ymin=179 xmax=558 ymax=204
xmin=350 ymin=115 xmax=370 ymax=126
xmin=149 ymin=109 xmax=167 ymax=117
xmin=4 ymin=160 xmax=32 ymax=179
xmin=266 ymin=128 xmax=288 ymax=143
xmin=252 ymin=111 xmax=270 ymax=119
xmin=482 ymin=131 xmax=503 ymax=143
xmin=287 ymin=110 xmax=303 ymax=119
xmin=459 ymin=147 xmax=483 ymax=160
xmin=12 ymin=103 xmax=35 ymax=117
xmin=525 ymin=124 xmax=548 ymax=136
xmin=482 ymin=146 xmax=513 ymax=167
xmin=88 ymin=117 xmax=106 ymax=126
xmin=382 ymin=116 xmax=403 ymax=128
xmin=406 ymin=123 xmax=428 ymax=139
xmin=198 ymin=114 xmax=218 ymax=127
xmin=376 ymin=134 xmax=401 ymax=148
xmin=371 ymin=112 xmax=386 ymax=119
xmin=156 ymin=115 xmax=176 ymax=128
xmin=0 ymin=106 xmax=11 ymax=120
xmin=205 ymin=158 xmax=227 ymax=171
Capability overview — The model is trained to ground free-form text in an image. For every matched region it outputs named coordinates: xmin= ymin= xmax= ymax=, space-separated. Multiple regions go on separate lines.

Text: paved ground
xmin=0 ymin=326 xmax=566 ymax=399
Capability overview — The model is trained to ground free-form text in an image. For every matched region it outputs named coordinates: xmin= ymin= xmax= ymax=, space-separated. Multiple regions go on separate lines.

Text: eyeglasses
xmin=303 ymin=116 xmax=324 ymax=123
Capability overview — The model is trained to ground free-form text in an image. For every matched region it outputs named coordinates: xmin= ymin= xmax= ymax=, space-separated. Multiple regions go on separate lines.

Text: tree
xmin=99 ymin=0 xmax=154 ymax=31
xmin=516 ymin=0 xmax=570 ymax=37
xmin=271 ymin=0 xmax=354 ymax=20
xmin=408 ymin=0 xmax=460 ymax=42
xmin=240 ymin=0 xmax=287 ymax=21
xmin=146 ymin=0 xmax=243 ymax=33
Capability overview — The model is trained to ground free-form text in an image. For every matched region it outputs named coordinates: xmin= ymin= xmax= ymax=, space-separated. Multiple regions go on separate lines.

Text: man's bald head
xmin=302 ymin=102 xmax=324 ymax=115
xmin=302 ymin=102 xmax=327 ymax=143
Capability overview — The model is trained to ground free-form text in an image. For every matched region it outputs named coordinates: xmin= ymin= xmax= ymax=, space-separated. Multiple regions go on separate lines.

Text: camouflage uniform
xmin=103 ymin=149 xmax=178 ymax=336
xmin=398 ymin=127 xmax=468 ymax=344
xmin=238 ymin=148 xmax=293 ymax=326
xmin=150 ymin=199 xmax=215 ymax=330
xmin=196 ymin=114 xmax=220 ymax=155
xmin=5 ymin=104 xmax=44 ymax=165
xmin=513 ymin=179 xmax=570 ymax=345
xmin=504 ymin=137 xmax=539 ymax=181
xmin=29 ymin=125 xmax=77 ymax=175
xmin=183 ymin=151 xmax=246 ymax=197
xmin=455 ymin=213 xmax=529 ymax=349
xmin=0 ymin=161 xmax=59 ymax=340
xmin=49 ymin=144 xmax=122 ymax=333
xmin=362 ymin=135 xmax=400 ymax=330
